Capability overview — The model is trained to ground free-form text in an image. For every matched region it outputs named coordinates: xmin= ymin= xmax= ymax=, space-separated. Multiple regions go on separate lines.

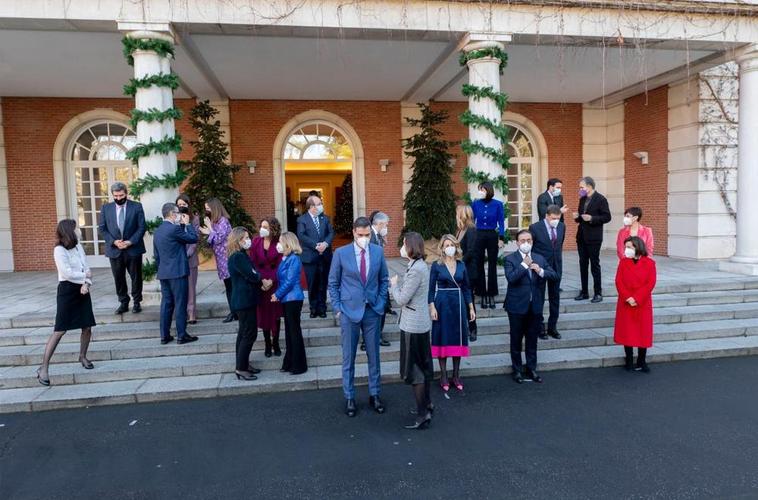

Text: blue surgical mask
xmin=316 ymin=205 xmax=324 ymax=215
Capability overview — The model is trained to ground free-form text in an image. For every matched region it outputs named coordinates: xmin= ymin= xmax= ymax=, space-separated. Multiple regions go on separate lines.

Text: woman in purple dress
xmin=249 ymin=216 xmax=283 ymax=357
xmin=176 ymin=194 xmax=201 ymax=324
xmin=199 ymin=198 xmax=235 ymax=323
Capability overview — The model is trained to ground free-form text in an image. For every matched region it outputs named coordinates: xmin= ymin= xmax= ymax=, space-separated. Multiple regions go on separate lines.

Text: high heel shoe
xmin=440 ymin=380 xmax=450 ymax=392
xmin=404 ymin=413 xmax=432 ymax=430
xmin=36 ymin=368 xmax=50 ymax=386
xmin=248 ymin=364 xmax=262 ymax=374
xmin=410 ymin=404 xmax=435 ymax=416
xmin=235 ymin=371 xmax=257 ymax=381
xmin=79 ymin=357 xmax=94 ymax=370
xmin=452 ymin=377 xmax=464 ymax=391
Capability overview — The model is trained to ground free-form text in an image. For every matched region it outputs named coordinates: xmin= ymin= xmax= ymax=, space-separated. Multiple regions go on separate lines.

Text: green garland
xmin=129 ymin=107 xmax=183 ymax=129
xmin=123 ymin=73 xmax=180 ymax=96
xmin=461 ymin=84 xmax=509 ymax=113
xmin=145 ymin=216 xmax=164 ymax=234
xmin=142 ymin=259 xmax=158 ymax=282
xmin=122 ymin=37 xmax=175 ymax=66
xmin=459 ymin=110 xmax=510 ymax=143
xmin=126 ymin=134 xmax=183 ymax=165
xmin=462 ymin=167 xmax=509 ymax=195
xmin=460 ymin=139 xmax=511 ymax=169
xmin=128 ymin=168 xmax=188 ymax=200
xmin=459 ymin=46 xmax=508 ymax=73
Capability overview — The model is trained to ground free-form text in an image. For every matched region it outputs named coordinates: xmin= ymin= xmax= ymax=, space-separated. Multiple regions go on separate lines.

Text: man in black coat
xmin=536 ymin=178 xmax=570 ymax=221
xmin=529 ymin=204 xmax=565 ymax=340
xmin=572 ymin=176 xmax=612 ymax=303
xmin=296 ymin=195 xmax=334 ymax=318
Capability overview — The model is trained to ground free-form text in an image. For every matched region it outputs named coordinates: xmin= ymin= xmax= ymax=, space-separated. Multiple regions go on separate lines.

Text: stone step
xmin=3 ymin=334 xmax=758 ymax=413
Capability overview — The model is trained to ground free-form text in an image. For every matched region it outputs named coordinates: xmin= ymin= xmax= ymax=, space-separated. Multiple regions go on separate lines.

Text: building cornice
xmin=455 ymin=0 xmax=758 ymax=16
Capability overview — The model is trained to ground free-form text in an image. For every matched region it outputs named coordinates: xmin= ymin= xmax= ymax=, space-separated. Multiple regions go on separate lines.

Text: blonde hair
xmin=279 ymin=232 xmax=302 ymax=255
xmin=456 ymin=205 xmax=475 ymax=232
xmin=437 ymin=234 xmax=462 ymax=264
xmin=226 ymin=227 xmax=249 ymax=255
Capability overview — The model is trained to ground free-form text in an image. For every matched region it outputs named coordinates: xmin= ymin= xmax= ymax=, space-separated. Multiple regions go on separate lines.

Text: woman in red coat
xmin=249 ymin=217 xmax=284 ymax=357
xmin=614 ymin=236 xmax=657 ymax=373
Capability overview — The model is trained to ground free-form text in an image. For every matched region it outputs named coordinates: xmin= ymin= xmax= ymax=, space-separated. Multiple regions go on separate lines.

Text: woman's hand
xmin=429 ymin=304 xmax=438 ymax=321
xmin=271 ymin=294 xmax=279 ymax=302
xmin=469 ymin=306 xmax=476 ymax=322
xmin=626 ymin=297 xmax=637 ymax=307
xmin=80 ymin=283 xmax=90 ymax=295
xmin=389 ymin=274 xmax=398 ymax=287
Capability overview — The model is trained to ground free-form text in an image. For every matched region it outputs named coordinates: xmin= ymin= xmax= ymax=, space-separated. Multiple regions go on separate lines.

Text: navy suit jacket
xmin=537 ymin=191 xmax=565 ymax=222
xmin=228 ymin=251 xmax=261 ymax=312
xmin=504 ymin=250 xmax=558 ymax=315
xmin=153 ymin=221 xmax=198 ymax=280
xmin=98 ymin=200 xmax=147 ymax=258
xmin=529 ymin=220 xmax=565 ymax=277
xmin=296 ymin=212 xmax=334 ymax=264
xmin=328 ymin=242 xmax=388 ymax=323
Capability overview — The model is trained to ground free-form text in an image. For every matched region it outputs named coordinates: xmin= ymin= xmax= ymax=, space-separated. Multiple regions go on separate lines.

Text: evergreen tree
xmin=401 ymin=103 xmax=457 ymax=240
xmin=334 ymin=173 xmax=354 ymax=234
xmin=183 ymin=100 xmax=254 ymax=230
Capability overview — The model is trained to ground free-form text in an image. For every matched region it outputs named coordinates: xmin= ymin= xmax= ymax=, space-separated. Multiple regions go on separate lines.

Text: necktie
xmin=550 ymin=226 xmax=557 ymax=244
xmin=360 ymin=249 xmax=367 ymax=285
xmin=118 ymin=206 xmax=125 ymax=237
xmin=313 ymin=215 xmax=320 ymax=234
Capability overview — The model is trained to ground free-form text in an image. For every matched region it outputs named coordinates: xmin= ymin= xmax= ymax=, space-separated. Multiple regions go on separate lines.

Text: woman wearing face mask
xmin=227 ymin=227 xmax=263 ymax=380
xmin=198 ymin=198 xmax=236 ymax=323
xmin=250 ymin=217 xmax=283 ymax=357
xmin=614 ymin=236 xmax=657 ymax=373
xmin=455 ymin=204 xmax=478 ymax=342
xmin=37 ymin=219 xmax=97 ymax=385
xmin=176 ymin=194 xmax=201 ymax=324
xmin=471 ymin=182 xmax=505 ymax=310
xmin=391 ymin=232 xmax=434 ymax=429
xmin=271 ymin=232 xmax=308 ymax=375
xmin=616 ymin=207 xmax=654 ymax=260
xmin=428 ymin=235 xmax=476 ymax=392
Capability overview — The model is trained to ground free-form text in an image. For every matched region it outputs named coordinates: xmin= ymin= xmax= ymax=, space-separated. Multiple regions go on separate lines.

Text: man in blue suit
xmin=98 ymin=182 xmax=147 ymax=315
xmin=328 ymin=216 xmax=389 ymax=417
xmin=529 ymin=204 xmax=565 ymax=340
xmin=297 ymin=195 xmax=334 ymax=319
xmin=505 ymin=229 xmax=558 ymax=384
xmin=153 ymin=202 xmax=199 ymax=345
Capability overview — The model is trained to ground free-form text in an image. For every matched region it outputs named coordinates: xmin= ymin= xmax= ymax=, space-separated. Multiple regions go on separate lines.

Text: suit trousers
xmin=508 ymin=310 xmax=541 ymax=372
xmin=475 ymin=229 xmax=500 ymax=297
xmin=187 ymin=266 xmax=198 ymax=320
xmin=282 ymin=300 xmax=308 ymax=374
xmin=304 ymin=258 xmax=329 ymax=314
xmin=109 ymin=253 xmax=143 ymax=305
xmin=340 ymin=307 xmax=381 ymax=399
xmin=235 ymin=308 xmax=258 ymax=371
xmin=159 ymin=277 xmax=188 ymax=341
xmin=544 ymin=275 xmax=561 ymax=331
xmin=577 ymin=241 xmax=603 ymax=295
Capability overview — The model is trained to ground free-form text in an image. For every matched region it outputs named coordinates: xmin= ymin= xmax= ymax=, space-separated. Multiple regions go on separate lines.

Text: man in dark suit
xmin=153 ymin=202 xmax=199 ymax=345
xmin=504 ymin=229 xmax=558 ymax=384
xmin=537 ymin=178 xmax=570 ymax=221
xmin=572 ymin=176 xmax=612 ymax=303
xmin=296 ymin=195 xmax=334 ymax=318
xmin=98 ymin=182 xmax=146 ymax=314
xmin=529 ymin=205 xmax=565 ymax=340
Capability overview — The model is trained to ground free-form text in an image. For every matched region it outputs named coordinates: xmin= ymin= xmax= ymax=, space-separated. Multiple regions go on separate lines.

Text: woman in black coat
xmin=456 ymin=205 xmax=479 ymax=341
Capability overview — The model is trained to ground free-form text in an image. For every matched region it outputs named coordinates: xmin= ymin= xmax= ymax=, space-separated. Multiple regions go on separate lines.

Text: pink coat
xmin=616 ymin=224 xmax=654 ymax=259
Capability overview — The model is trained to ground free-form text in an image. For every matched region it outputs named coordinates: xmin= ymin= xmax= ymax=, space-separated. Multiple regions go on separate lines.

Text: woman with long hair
xmin=250 ymin=217 xmax=283 ymax=357
xmin=176 ymin=194 xmax=201 ymax=324
xmin=456 ymin=204 xmax=478 ymax=342
xmin=198 ymin=197 xmax=235 ymax=323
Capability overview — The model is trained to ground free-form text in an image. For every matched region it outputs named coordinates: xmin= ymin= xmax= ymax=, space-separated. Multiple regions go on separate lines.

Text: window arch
xmin=503 ymin=122 xmax=540 ymax=233
xmin=283 ymin=123 xmax=353 ymax=161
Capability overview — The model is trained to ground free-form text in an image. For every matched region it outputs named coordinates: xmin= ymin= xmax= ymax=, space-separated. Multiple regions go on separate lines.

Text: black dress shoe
xmin=387 ymin=310 xmax=398 ymax=316
xmin=538 ymin=330 xmax=549 ymax=340
xmin=360 ymin=342 xmax=366 ymax=351
xmin=635 ymin=363 xmax=651 ymax=373
xmin=379 ymin=338 xmax=391 ymax=347
xmin=222 ymin=313 xmax=236 ymax=323
xmin=345 ymin=399 xmax=357 ymax=417
xmin=177 ymin=335 xmax=199 ymax=344
xmin=248 ymin=365 xmax=262 ymax=374
xmin=512 ymin=370 xmax=524 ymax=384
xmin=369 ymin=396 xmax=385 ymax=414
xmin=161 ymin=336 xmax=175 ymax=345
xmin=404 ymin=413 xmax=432 ymax=430
xmin=318 ymin=312 xmax=327 ymax=319
xmin=548 ymin=329 xmax=562 ymax=339
xmin=310 ymin=312 xmax=318 ymax=319
xmin=132 ymin=303 xmax=142 ymax=313
xmin=188 ymin=319 xmax=198 ymax=325
xmin=115 ymin=303 xmax=129 ymax=314
xmin=525 ymin=369 xmax=543 ymax=383
xmin=574 ymin=293 xmax=589 ymax=301
xmin=591 ymin=294 xmax=603 ymax=303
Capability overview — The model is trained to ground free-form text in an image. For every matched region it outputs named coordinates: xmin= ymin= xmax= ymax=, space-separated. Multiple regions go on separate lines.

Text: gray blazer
xmin=391 ymin=259 xmax=432 ymax=334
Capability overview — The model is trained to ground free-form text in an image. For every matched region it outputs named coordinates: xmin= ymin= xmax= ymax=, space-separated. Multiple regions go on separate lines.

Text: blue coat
xmin=504 ymin=250 xmax=558 ymax=315
xmin=529 ymin=220 xmax=565 ymax=277
xmin=328 ymin=242 xmax=388 ymax=323
xmin=153 ymin=221 xmax=198 ymax=280
xmin=228 ymin=251 xmax=262 ymax=312
xmin=274 ymin=254 xmax=305 ymax=303
xmin=296 ymin=212 xmax=334 ymax=264
xmin=98 ymin=200 xmax=147 ymax=258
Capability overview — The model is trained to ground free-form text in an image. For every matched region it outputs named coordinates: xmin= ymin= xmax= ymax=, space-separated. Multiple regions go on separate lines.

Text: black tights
xmin=624 ymin=346 xmax=647 ymax=365
xmin=412 ymin=381 xmax=432 ymax=418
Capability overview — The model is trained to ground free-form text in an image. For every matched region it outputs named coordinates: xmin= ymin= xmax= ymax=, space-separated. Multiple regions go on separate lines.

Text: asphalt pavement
xmin=2 ymin=356 xmax=758 ymax=499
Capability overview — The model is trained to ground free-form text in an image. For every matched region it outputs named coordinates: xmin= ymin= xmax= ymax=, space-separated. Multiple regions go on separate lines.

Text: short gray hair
xmin=162 ymin=202 xmax=178 ymax=218
xmin=111 ymin=181 xmax=128 ymax=194
xmin=372 ymin=212 xmax=389 ymax=225
xmin=580 ymin=176 xmax=596 ymax=189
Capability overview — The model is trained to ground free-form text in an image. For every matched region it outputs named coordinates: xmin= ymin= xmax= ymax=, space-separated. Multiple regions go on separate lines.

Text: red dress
xmin=614 ymin=256 xmax=657 ymax=348
xmin=249 ymin=236 xmax=283 ymax=331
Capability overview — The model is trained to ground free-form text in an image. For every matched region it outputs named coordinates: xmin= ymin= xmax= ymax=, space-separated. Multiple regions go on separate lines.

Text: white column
xmin=0 ymin=98 xmax=13 ymax=271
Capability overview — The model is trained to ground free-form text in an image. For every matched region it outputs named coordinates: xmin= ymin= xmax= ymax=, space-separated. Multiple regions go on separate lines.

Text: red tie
xmin=360 ymin=249 xmax=367 ymax=285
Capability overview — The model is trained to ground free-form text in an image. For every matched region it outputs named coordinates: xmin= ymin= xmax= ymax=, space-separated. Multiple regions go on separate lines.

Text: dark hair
xmin=546 ymin=204 xmax=562 ymax=217
xmin=261 ymin=216 xmax=282 ymax=239
xmin=581 ymin=176 xmax=596 ymax=189
xmin=547 ymin=178 xmax=562 ymax=189
xmin=624 ymin=236 xmax=648 ymax=257
xmin=162 ymin=202 xmax=178 ymax=218
xmin=403 ymin=232 xmax=426 ymax=260
xmin=353 ymin=216 xmax=371 ymax=229
xmin=625 ymin=206 xmax=643 ymax=221
xmin=516 ymin=229 xmax=532 ymax=241
xmin=176 ymin=194 xmax=192 ymax=215
xmin=478 ymin=181 xmax=494 ymax=201
xmin=56 ymin=219 xmax=78 ymax=250
xmin=308 ymin=190 xmax=320 ymax=197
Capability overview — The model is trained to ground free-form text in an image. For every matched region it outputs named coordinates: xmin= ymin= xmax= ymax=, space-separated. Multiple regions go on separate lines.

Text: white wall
xmin=0 ymin=99 xmax=13 ymax=271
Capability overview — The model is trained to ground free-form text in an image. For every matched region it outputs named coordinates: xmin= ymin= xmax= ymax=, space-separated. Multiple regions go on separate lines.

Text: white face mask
xmin=400 ymin=245 xmax=408 ymax=259
xmin=548 ymin=219 xmax=560 ymax=228
xmin=259 ymin=227 xmax=270 ymax=238
xmin=275 ymin=242 xmax=284 ymax=254
xmin=552 ymin=188 xmax=562 ymax=197
xmin=356 ymin=236 xmax=370 ymax=249
xmin=379 ymin=227 xmax=388 ymax=237
xmin=74 ymin=228 xmax=82 ymax=240
xmin=519 ymin=242 xmax=532 ymax=254
xmin=241 ymin=238 xmax=252 ymax=250
xmin=315 ymin=205 xmax=324 ymax=215
xmin=623 ymin=216 xmax=633 ymax=226
xmin=444 ymin=246 xmax=457 ymax=258
xmin=624 ymin=247 xmax=637 ymax=259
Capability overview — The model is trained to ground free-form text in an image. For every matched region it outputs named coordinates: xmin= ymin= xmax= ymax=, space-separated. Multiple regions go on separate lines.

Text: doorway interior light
xmin=247 ymin=160 xmax=257 ymax=174
xmin=379 ymin=159 xmax=390 ymax=172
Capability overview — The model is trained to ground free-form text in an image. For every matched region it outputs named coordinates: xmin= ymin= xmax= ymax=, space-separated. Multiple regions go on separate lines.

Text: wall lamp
xmin=379 ymin=159 xmax=390 ymax=172
xmin=247 ymin=160 xmax=257 ymax=174
xmin=632 ymin=151 xmax=649 ymax=165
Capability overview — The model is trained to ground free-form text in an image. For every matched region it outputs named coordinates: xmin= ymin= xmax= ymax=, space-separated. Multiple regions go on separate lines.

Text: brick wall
xmin=2 ymin=97 xmax=197 ymax=271
xmin=624 ymin=86 xmax=669 ymax=255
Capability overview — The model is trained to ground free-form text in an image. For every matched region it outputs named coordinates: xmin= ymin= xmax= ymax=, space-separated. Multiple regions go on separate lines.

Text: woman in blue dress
xmin=428 ymin=234 xmax=476 ymax=392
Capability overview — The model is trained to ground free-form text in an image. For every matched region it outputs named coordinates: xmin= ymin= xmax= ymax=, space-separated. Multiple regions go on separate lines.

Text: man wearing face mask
xmin=529 ymin=205 xmax=565 ymax=340
xmin=296 ymin=195 xmax=334 ymax=318
xmin=537 ymin=178 xmax=570 ymax=221
xmin=328 ymin=217 xmax=389 ymax=417
xmin=572 ymin=176 xmax=612 ymax=303
xmin=367 ymin=211 xmax=393 ymax=349
xmin=504 ymin=230 xmax=558 ymax=384
xmin=98 ymin=182 xmax=147 ymax=315
xmin=153 ymin=203 xmax=199 ymax=345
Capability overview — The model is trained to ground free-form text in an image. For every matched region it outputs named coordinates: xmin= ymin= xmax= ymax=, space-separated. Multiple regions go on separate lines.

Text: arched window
xmin=67 ymin=121 xmax=137 ymax=262
xmin=504 ymin=124 xmax=538 ymax=232
xmin=283 ymin=123 xmax=353 ymax=161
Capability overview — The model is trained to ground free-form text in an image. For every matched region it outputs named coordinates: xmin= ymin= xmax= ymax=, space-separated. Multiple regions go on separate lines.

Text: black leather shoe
xmin=379 ymin=338 xmax=391 ymax=347
xmin=369 ymin=396 xmax=385 ymax=414
xmin=132 ymin=303 xmax=142 ymax=313
xmin=387 ymin=310 xmax=398 ymax=316
xmin=177 ymin=335 xmax=199 ymax=344
xmin=548 ymin=329 xmax=562 ymax=339
xmin=635 ymin=363 xmax=651 ymax=373
xmin=222 ymin=313 xmax=235 ymax=323
xmin=525 ymin=369 xmax=543 ymax=383
xmin=512 ymin=370 xmax=524 ymax=384
xmin=310 ymin=311 xmax=318 ymax=319
xmin=115 ymin=303 xmax=129 ymax=314
xmin=538 ymin=328 xmax=549 ymax=340
xmin=574 ymin=293 xmax=589 ymax=301
xmin=591 ymin=294 xmax=603 ymax=303
xmin=248 ymin=365 xmax=262 ymax=374
xmin=360 ymin=342 xmax=366 ymax=351
xmin=318 ymin=312 xmax=327 ymax=318
xmin=161 ymin=336 xmax=175 ymax=345
xmin=345 ymin=399 xmax=357 ymax=417
xmin=188 ymin=319 xmax=198 ymax=325
xmin=404 ymin=413 xmax=432 ymax=430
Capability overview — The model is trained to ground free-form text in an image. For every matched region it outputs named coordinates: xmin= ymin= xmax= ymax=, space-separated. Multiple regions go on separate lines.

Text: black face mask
xmin=114 ymin=197 xmax=127 ymax=206
xmin=205 ymin=210 xmax=212 ymax=218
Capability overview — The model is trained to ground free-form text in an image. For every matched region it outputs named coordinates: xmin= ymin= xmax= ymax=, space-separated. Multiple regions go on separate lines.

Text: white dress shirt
xmin=353 ymin=241 xmax=370 ymax=276
xmin=519 ymin=251 xmax=545 ymax=278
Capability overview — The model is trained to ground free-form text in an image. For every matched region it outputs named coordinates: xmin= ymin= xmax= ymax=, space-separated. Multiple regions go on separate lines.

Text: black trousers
xmin=109 ymin=253 xmax=143 ymax=305
xmin=282 ymin=300 xmax=308 ymax=374
xmin=508 ymin=310 xmax=541 ymax=372
xmin=235 ymin=308 xmax=258 ymax=371
xmin=577 ymin=241 xmax=602 ymax=295
xmin=475 ymin=229 xmax=499 ymax=297
xmin=544 ymin=275 xmax=561 ymax=331
xmin=304 ymin=258 xmax=329 ymax=314
xmin=223 ymin=278 xmax=233 ymax=309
